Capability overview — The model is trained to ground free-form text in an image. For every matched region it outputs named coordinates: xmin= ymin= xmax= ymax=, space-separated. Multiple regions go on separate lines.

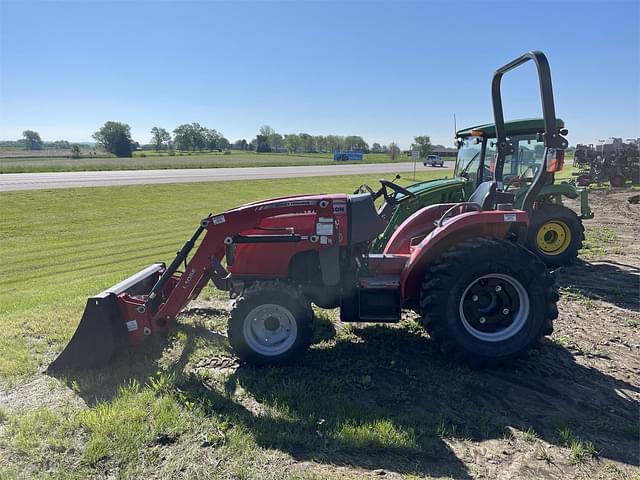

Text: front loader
xmin=50 ymin=51 xmax=563 ymax=371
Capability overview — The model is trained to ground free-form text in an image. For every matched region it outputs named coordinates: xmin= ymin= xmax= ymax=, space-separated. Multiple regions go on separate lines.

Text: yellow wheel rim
xmin=536 ymin=220 xmax=571 ymax=255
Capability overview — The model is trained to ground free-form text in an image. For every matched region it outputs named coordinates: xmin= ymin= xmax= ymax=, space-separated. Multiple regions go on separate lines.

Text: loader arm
xmin=151 ymin=194 xmax=346 ymax=321
xmin=50 ymin=193 xmax=348 ymax=370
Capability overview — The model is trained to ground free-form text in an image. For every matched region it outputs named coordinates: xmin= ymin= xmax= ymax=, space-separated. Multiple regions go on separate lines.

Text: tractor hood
xmin=395 ymin=177 xmax=468 ymax=202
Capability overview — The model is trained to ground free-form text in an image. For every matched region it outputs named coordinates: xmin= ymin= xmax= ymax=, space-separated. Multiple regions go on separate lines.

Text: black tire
xmin=576 ymin=174 xmax=593 ymax=186
xmin=420 ymin=238 xmax=558 ymax=368
xmin=609 ymin=174 xmax=625 ymax=187
xmin=228 ymin=281 xmax=314 ymax=364
xmin=526 ymin=204 xmax=584 ymax=267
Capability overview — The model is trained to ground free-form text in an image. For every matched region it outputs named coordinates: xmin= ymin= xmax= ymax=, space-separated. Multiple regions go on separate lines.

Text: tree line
xmin=0 ymin=131 xmax=72 ymax=151
xmin=252 ymin=125 xmax=370 ymax=154
xmin=11 ymin=123 xmax=434 ymax=159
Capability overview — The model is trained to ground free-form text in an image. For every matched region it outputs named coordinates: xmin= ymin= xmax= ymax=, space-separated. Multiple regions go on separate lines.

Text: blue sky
xmin=1 ymin=0 xmax=638 ymax=148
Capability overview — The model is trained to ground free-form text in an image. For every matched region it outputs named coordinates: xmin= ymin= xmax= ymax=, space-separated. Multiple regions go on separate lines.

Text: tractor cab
xmin=454 ymin=119 xmax=565 ymax=197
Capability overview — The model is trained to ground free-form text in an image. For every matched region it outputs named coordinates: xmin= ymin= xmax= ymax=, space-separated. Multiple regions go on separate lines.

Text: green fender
xmin=513 ymin=182 xmax=594 ymax=219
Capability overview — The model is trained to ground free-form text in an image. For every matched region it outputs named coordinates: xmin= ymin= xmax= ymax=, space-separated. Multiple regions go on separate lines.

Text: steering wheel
xmin=379 ymin=179 xmax=416 ymax=203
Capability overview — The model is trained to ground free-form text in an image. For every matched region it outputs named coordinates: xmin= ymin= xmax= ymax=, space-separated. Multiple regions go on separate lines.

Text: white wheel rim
xmin=243 ymin=303 xmax=298 ymax=356
xmin=459 ymin=273 xmax=530 ymax=342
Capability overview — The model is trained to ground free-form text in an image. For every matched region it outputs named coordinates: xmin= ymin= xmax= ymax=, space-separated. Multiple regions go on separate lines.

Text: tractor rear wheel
xmin=526 ymin=204 xmax=584 ymax=266
xmin=228 ymin=281 xmax=314 ymax=364
xmin=420 ymin=238 xmax=558 ymax=368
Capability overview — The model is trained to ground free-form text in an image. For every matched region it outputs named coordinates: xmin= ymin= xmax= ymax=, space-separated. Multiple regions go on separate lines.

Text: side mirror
xmin=546 ymin=149 xmax=565 ymax=173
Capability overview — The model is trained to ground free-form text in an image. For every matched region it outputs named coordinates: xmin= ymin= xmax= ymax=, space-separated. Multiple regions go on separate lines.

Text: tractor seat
xmin=435 ymin=181 xmax=510 ymax=227
xmin=467 ymin=180 xmax=497 ymax=210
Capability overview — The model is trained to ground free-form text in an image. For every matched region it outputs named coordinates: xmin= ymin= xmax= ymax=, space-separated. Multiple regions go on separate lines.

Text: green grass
xmin=556 ymin=427 xmax=598 ymax=465
xmin=0 ymin=171 xmax=448 ymax=380
xmin=580 ymin=225 xmax=622 ymax=260
xmin=0 ymin=151 xmax=417 ymax=173
xmin=522 ymin=426 xmax=539 ymax=443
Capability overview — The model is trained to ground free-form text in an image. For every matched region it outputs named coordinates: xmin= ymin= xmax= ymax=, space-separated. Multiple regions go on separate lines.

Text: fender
xmin=537 ymin=182 xmax=579 ymax=199
xmin=399 ymin=209 xmax=529 ymax=303
xmin=514 ymin=182 xmax=578 ymax=208
xmin=383 ymin=203 xmax=457 ymax=255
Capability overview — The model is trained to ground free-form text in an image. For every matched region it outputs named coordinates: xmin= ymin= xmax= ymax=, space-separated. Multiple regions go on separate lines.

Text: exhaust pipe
xmin=48 ymin=263 xmax=165 ymax=372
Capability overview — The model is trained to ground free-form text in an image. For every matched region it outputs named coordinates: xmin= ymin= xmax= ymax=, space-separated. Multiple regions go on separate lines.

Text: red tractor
xmin=50 ymin=51 xmax=565 ymax=371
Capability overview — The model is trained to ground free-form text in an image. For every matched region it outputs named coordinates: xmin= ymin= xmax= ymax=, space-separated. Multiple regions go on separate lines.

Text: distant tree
xmin=22 ymin=130 xmax=43 ymax=150
xmin=173 ymin=124 xmax=193 ymax=151
xmin=259 ymin=125 xmax=276 ymax=138
xmin=255 ymin=134 xmax=271 ymax=152
xmin=218 ymin=137 xmax=230 ymax=150
xmin=51 ymin=140 xmax=70 ymax=149
xmin=371 ymin=142 xmax=382 ymax=153
xmin=296 ymin=133 xmax=312 ymax=152
xmin=344 ymin=135 xmax=369 ymax=151
xmin=190 ymin=123 xmax=207 ymax=150
xmin=205 ymin=128 xmax=222 ymax=150
xmin=150 ymin=127 xmax=171 ymax=151
xmin=389 ymin=142 xmax=401 ymax=162
xmin=70 ymin=144 xmax=81 ymax=159
xmin=234 ymin=139 xmax=250 ymax=150
xmin=267 ymin=133 xmax=284 ymax=150
xmin=172 ymin=123 xmax=209 ymax=151
xmin=92 ymin=121 xmax=134 ymax=157
xmin=325 ymin=135 xmax=344 ymax=152
xmin=284 ymin=134 xmax=301 ymax=153
xmin=412 ymin=135 xmax=432 ymax=159
xmin=313 ymin=135 xmax=326 ymax=152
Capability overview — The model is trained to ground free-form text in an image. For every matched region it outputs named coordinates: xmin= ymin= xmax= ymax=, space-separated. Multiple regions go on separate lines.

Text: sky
xmin=0 ymin=0 xmax=638 ymax=149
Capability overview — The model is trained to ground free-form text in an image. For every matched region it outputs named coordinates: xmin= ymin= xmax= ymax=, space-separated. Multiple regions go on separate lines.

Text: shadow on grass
xmin=557 ymin=259 xmax=640 ymax=310
xmin=47 ymin=322 xmax=230 ymax=405
xmin=50 ymin=317 xmax=639 ymax=477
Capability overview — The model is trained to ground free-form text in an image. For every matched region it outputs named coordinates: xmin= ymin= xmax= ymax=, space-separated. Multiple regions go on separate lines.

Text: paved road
xmin=0 ymin=161 xmax=454 ymax=192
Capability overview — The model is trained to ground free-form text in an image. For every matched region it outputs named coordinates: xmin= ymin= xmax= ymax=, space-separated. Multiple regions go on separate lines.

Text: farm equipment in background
xmin=49 ymin=51 xmax=563 ymax=372
xmin=359 ymin=118 xmax=593 ymax=266
xmin=574 ymin=138 xmax=640 ymax=187
xmin=333 ymin=149 xmax=364 ymax=161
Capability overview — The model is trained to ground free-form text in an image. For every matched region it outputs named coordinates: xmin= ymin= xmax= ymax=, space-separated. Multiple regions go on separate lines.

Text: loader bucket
xmin=48 ymin=263 xmax=165 ymax=372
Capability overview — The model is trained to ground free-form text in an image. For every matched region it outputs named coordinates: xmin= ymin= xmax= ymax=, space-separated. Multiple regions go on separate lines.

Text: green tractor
xmin=362 ymin=118 xmax=593 ymax=266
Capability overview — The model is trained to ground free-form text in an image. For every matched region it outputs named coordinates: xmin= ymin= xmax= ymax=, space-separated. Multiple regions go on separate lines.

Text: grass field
xmin=1 ymin=171 xmax=636 ymax=480
xmin=0 ymin=151 xmax=414 ymax=173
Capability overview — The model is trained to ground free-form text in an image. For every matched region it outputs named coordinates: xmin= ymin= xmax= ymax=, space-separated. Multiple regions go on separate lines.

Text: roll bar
xmin=491 ymin=51 xmax=568 ymax=213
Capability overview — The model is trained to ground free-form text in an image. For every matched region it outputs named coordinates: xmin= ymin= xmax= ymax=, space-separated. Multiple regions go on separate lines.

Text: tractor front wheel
xmin=420 ymin=238 xmax=558 ymax=368
xmin=228 ymin=281 xmax=314 ymax=364
xmin=526 ymin=204 xmax=584 ymax=266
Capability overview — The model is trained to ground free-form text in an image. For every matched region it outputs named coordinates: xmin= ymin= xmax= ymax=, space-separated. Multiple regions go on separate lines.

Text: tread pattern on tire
xmin=420 ymin=237 xmax=558 ymax=368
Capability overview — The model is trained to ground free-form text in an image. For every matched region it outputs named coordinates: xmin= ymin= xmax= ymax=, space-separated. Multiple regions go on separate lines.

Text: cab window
xmin=483 ymin=134 xmax=545 ymax=182
xmin=504 ymin=135 xmax=545 ymax=181
xmin=454 ymin=137 xmax=482 ymax=178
